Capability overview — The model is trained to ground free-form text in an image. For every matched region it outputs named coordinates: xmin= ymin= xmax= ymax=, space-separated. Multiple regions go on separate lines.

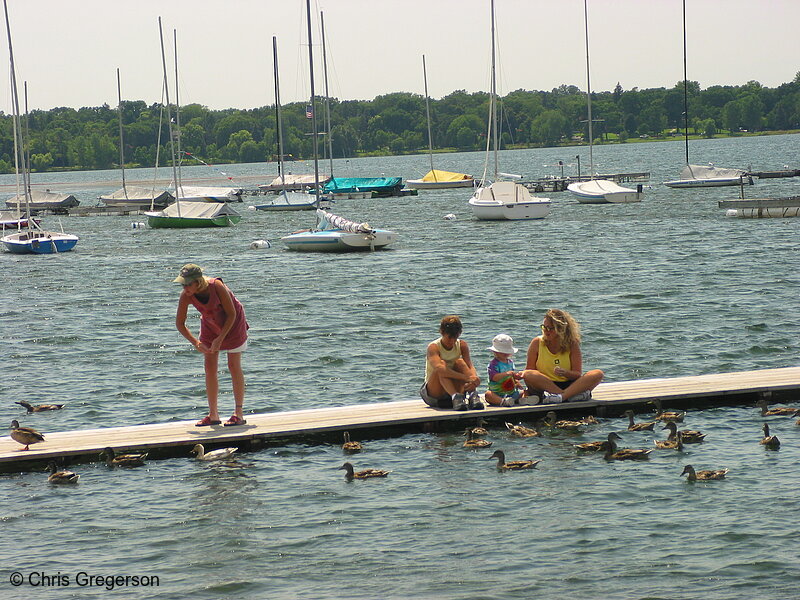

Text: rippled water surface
xmin=1 ymin=135 xmax=799 ymax=599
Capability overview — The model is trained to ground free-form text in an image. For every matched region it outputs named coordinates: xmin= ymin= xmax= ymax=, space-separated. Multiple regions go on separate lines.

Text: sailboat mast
xmin=490 ymin=0 xmax=498 ymax=179
xmin=583 ymin=0 xmax=593 ymax=177
xmin=158 ymin=17 xmax=181 ymax=216
xmin=422 ymin=55 xmax=435 ymax=174
xmin=273 ymin=36 xmax=287 ymax=192
xmin=306 ymin=0 xmax=320 ymax=207
xmin=173 ymin=29 xmax=183 ymax=197
xmin=116 ymin=68 xmax=128 ymax=198
xmin=682 ymin=0 xmax=689 ymax=165
xmin=320 ymin=11 xmax=334 ymax=179
xmin=2 ymin=0 xmax=24 ymax=217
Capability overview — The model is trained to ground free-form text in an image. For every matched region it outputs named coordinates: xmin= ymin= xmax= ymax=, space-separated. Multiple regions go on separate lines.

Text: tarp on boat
xmin=6 ymin=190 xmax=79 ymax=210
xmin=158 ymin=201 xmax=241 ymax=218
xmin=323 ymin=177 xmax=403 ymax=195
xmin=261 ymin=174 xmax=330 ymax=189
xmin=682 ymin=164 xmax=747 ymax=180
xmin=174 ymin=186 xmax=243 ymax=202
xmin=317 ymin=209 xmax=373 ymax=233
xmin=419 ymin=169 xmax=473 ymax=182
xmin=99 ymin=186 xmax=174 ymax=205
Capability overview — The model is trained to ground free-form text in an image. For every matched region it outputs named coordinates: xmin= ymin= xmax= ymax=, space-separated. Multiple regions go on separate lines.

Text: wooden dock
xmin=3 ymin=366 xmax=799 ymax=474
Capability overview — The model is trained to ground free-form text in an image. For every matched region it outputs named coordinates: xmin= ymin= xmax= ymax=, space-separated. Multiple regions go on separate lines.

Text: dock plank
xmin=2 ymin=366 xmax=799 ymax=472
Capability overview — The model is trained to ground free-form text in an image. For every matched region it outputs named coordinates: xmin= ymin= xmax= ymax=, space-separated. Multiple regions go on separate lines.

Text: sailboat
xmin=468 ymin=0 xmax=550 ymax=220
xmin=145 ymin=21 xmax=241 ymax=228
xmin=567 ymin=0 xmax=641 ymax=204
xmin=99 ymin=69 xmax=173 ymax=210
xmin=281 ymin=0 xmax=397 ymax=252
xmin=663 ymin=0 xmax=752 ymax=189
xmin=253 ymin=37 xmax=317 ymax=211
xmin=406 ymin=55 xmax=475 ymax=191
xmin=1 ymin=1 xmax=78 ymax=254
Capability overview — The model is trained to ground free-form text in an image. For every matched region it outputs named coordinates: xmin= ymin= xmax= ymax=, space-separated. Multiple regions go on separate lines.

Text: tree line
xmin=1 ymin=75 xmax=799 ymax=174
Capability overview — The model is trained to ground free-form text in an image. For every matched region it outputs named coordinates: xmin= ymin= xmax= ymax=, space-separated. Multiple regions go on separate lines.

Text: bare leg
xmin=425 ymin=358 xmax=476 ymax=399
xmin=484 ymin=390 xmax=503 ymax=406
xmin=227 ymin=351 xmax=245 ymax=419
xmin=204 ymin=351 xmax=221 ymax=421
xmin=521 ymin=370 xmax=565 ymax=395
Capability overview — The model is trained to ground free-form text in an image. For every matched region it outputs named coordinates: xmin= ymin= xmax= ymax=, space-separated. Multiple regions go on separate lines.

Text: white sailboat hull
xmin=664 ymin=177 xmax=747 ymax=188
xmin=281 ymin=228 xmax=397 ymax=251
xmin=567 ymin=179 xmax=642 ymax=204
xmin=469 ymin=182 xmax=550 ymax=220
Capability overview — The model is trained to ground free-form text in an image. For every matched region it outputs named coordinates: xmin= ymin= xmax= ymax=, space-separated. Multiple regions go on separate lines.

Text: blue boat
xmin=324 ymin=177 xmax=403 ymax=197
xmin=1 ymin=230 xmax=79 ymax=254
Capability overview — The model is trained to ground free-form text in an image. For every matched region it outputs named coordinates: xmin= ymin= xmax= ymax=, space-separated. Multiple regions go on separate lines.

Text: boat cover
xmin=158 ymin=201 xmax=241 ymax=218
xmin=323 ymin=177 xmax=403 ymax=194
xmin=419 ymin=169 xmax=473 ymax=182
xmin=318 ymin=209 xmax=373 ymax=233
xmin=681 ymin=164 xmax=746 ymax=180
xmin=6 ymin=190 xmax=80 ymax=209
xmin=267 ymin=174 xmax=329 ymax=186
xmin=99 ymin=186 xmax=174 ymax=203
xmin=175 ymin=186 xmax=243 ymax=200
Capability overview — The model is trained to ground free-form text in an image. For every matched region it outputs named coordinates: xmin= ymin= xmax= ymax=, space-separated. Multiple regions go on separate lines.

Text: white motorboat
xmin=567 ymin=179 xmax=642 ymax=204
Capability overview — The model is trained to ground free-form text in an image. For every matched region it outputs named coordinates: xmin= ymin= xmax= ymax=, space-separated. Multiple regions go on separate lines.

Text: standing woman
xmin=522 ymin=308 xmax=603 ymax=403
xmin=174 ymin=264 xmax=250 ymax=426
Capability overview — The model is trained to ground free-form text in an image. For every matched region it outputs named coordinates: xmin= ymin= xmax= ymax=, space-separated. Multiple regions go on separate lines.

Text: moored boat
xmin=407 ymin=169 xmax=475 ymax=190
xmin=567 ymin=179 xmax=643 ymax=204
xmin=281 ymin=209 xmax=397 ymax=252
xmin=145 ymin=201 xmax=241 ymax=228
xmin=5 ymin=190 xmax=79 ymax=213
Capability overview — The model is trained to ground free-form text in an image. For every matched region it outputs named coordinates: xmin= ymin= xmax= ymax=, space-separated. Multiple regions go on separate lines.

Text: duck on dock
xmin=489 ymin=449 xmax=540 ymax=470
xmin=760 ymin=423 xmax=780 ymax=450
xmin=339 ymin=462 xmax=389 ymax=481
xmin=342 ymin=431 xmax=362 ymax=453
xmin=575 ymin=432 xmax=622 ymax=453
xmin=681 ymin=464 xmax=728 ymax=481
xmin=463 ymin=428 xmax=492 ymax=449
xmin=16 ymin=400 xmax=64 ymax=413
xmin=623 ymin=409 xmax=656 ymax=431
xmin=757 ymin=398 xmax=798 ymax=417
xmin=544 ymin=411 xmax=586 ymax=432
xmin=650 ymin=399 xmax=685 ymax=423
xmin=600 ymin=438 xmax=651 ymax=461
xmin=654 ymin=430 xmax=684 ymax=450
xmin=10 ymin=420 xmax=45 ymax=451
xmin=662 ymin=421 xmax=705 ymax=444
xmin=505 ymin=421 xmax=539 ymax=438
xmin=101 ymin=447 xmax=148 ymax=467
xmin=190 ymin=444 xmax=238 ymax=461
xmin=47 ymin=461 xmax=79 ymax=484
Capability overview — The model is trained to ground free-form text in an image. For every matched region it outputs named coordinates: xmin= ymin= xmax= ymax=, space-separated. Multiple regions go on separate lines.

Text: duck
xmin=463 ymin=428 xmax=492 ymax=449
xmin=579 ymin=415 xmax=600 ymax=425
xmin=544 ymin=411 xmax=586 ymax=432
xmin=10 ymin=420 xmax=45 ymax=450
xmin=654 ymin=430 xmax=684 ymax=450
xmin=662 ymin=421 xmax=705 ymax=444
xmin=623 ymin=409 xmax=656 ymax=431
xmin=760 ymin=423 xmax=780 ymax=450
xmin=16 ymin=400 xmax=64 ymax=413
xmin=505 ymin=421 xmax=539 ymax=438
xmin=650 ymin=399 xmax=685 ymax=423
xmin=600 ymin=439 xmax=651 ymax=461
xmin=339 ymin=462 xmax=389 ymax=481
xmin=575 ymin=432 xmax=622 ymax=453
xmin=101 ymin=447 xmax=148 ymax=467
xmin=190 ymin=443 xmax=238 ymax=461
xmin=341 ymin=431 xmax=362 ymax=453
xmin=681 ymin=464 xmax=728 ymax=481
xmin=757 ymin=398 xmax=798 ymax=417
xmin=471 ymin=418 xmax=489 ymax=436
xmin=46 ymin=461 xmax=79 ymax=484
xmin=489 ymin=449 xmax=540 ymax=471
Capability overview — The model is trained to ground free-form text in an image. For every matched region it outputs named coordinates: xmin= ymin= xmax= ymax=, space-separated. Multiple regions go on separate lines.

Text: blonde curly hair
xmin=544 ymin=308 xmax=581 ymax=353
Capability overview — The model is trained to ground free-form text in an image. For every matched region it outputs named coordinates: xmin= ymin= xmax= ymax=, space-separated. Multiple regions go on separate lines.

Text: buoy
xmin=246 ymin=205 xmax=257 ymax=211
xmin=249 ymin=239 xmax=271 ymax=249
xmin=131 ymin=222 xmax=146 ymax=229
xmin=443 ymin=213 xmax=456 ymax=220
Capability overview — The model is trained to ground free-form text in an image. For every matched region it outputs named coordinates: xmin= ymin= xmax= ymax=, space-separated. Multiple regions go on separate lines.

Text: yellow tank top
xmin=536 ymin=337 xmax=571 ymax=381
xmin=425 ymin=337 xmax=462 ymax=383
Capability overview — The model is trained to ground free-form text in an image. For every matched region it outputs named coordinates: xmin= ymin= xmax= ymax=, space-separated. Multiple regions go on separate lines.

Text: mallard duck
xmin=579 ymin=415 xmax=600 ymax=425
xmin=662 ymin=421 xmax=705 ymax=444
xmin=10 ymin=420 xmax=45 ymax=450
xmin=681 ymin=464 xmax=728 ymax=481
xmin=760 ymin=423 xmax=780 ymax=450
xmin=505 ymin=421 xmax=539 ymax=438
xmin=600 ymin=439 xmax=651 ymax=461
xmin=339 ymin=462 xmax=389 ymax=480
xmin=463 ymin=428 xmax=492 ymax=448
xmin=471 ymin=418 xmax=489 ymax=436
xmin=16 ymin=400 xmax=64 ymax=413
xmin=654 ymin=430 xmax=684 ymax=450
xmin=47 ymin=461 xmax=79 ymax=484
xmin=489 ymin=449 xmax=540 ymax=470
xmin=575 ymin=431 xmax=622 ymax=453
xmin=342 ymin=431 xmax=362 ymax=453
xmin=650 ymin=399 xmax=685 ymax=423
xmin=544 ymin=411 xmax=586 ymax=432
xmin=623 ymin=409 xmax=656 ymax=431
xmin=190 ymin=443 xmax=238 ymax=461
xmin=101 ymin=447 xmax=148 ymax=467
xmin=757 ymin=398 xmax=798 ymax=417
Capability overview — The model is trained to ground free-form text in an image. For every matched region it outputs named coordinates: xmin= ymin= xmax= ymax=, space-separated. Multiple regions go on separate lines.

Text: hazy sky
xmin=2 ymin=0 xmax=798 ymax=113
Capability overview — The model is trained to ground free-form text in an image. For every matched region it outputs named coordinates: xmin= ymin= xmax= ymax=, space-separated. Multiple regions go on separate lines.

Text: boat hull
xmin=146 ymin=215 xmax=241 ymax=228
xmin=567 ymin=180 xmax=642 ymax=204
xmin=664 ymin=177 xmax=749 ymax=188
xmin=281 ymin=228 xmax=397 ymax=252
xmin=469 ymin=182 xmax=550 ymax=220
xmin=406 ymin=178 xmax=476 ymax=190
xmin=1 ymin=231 xmax=79 ymax=254
xmin=253 ymin=191 xmax=317 ymax=211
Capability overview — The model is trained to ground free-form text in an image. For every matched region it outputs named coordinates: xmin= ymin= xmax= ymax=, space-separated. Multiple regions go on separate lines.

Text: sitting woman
xmin=521 ymin=308 xmax=603 ymax=403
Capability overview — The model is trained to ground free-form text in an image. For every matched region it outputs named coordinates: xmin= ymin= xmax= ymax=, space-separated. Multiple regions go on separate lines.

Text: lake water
xmin=1 ymin=135 xmax=799 ymax=599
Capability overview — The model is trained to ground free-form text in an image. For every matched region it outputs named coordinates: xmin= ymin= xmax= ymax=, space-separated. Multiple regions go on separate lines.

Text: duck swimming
xmin=101 ymin=447 xmax=148 ymax=467
xmin=650 ymin=399 xmax=685 ymax=423
xmin=757 ymin=398 xmax=798 ymax=417
xmin=600 ymin=438 xmax=651 ymax=461
xmin=760 ymin=423 xmax=780 ymax=450
xmin=339 ymin=462 xmax=389 ymax=480
xmin=342 ymin=431 xmax=362 ymax=453
xmin=47 ymin=461 xmax=79 ymax=484
xmin=662 ymin=421 xmax=705 ymax=444
xmin=16 ymin=400 xmax=64 ymax=413
xmin=489 ymin=450 xmax=540 ymax=471
xmin=575 ymin=432 xmax=622 ymax=453
xmin=623 ymin=409 xmax=656 ymax=431
xmin=463 ymin=428 xmax=492 ymax=449
xmin=654 ymin=430 xmax=684 ymax=450
xmin=190 ymin=444 xmax=238 ymax=461
xmin=505 ymin=421 xmax=539 ymax=438
xmin=471 ymin=418 xmax=489 ymax=436
xmin=10 ymin=420 xmax=44 ymax=451
xmin=681 ymin=464 xmax=728 ymax=481
xmin=544 ymin=411 xmax=586 ymax=432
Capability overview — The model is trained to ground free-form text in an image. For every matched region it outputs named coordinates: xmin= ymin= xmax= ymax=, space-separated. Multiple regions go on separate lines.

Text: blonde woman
xmin=521 ymin=309 xmax=603 ymax=403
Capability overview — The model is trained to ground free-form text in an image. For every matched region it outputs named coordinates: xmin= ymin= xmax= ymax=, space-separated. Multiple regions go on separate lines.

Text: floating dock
xmin=720 ymin=196 xmax=800 ymax=218
xmin=2 ymin=366 xmax=799 ymax=474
